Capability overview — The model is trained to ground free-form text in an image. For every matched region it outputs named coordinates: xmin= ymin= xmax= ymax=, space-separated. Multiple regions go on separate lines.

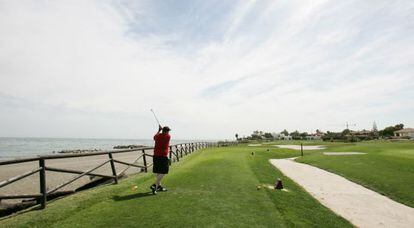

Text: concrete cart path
xmin=270 ymin=158 xmax=414 ymax=228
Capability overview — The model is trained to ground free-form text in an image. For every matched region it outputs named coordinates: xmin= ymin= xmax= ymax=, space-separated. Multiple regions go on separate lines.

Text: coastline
xmin=0 ymin=137 xmax=202 ymax=159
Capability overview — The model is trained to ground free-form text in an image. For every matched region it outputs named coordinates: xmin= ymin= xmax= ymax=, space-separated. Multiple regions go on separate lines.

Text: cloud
xmin=0 ymin=0 xmax=413 ymax=139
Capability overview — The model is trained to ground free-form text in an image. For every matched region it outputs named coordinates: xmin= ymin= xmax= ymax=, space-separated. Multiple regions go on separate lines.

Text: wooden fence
xmin=0 ymin=142 xmax=217 ymax=209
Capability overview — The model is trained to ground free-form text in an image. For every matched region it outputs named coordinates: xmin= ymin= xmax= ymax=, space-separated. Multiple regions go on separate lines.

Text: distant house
xmin=348 ymin=129 xmax=376 ymax=140
xmin=279 ymin=134 xmax=292 ymax=140
xmin=306 ymin=134 xmax=322 ymax=140
xmin=306 ymin=131 xmax=325 ymax=140
xmin=271 ymin=133 xmax=281 ymax=139
xmin=394 ymin=128 xmax=414 ymax=139
xmin=350 ymin=130 xmax=372 ymax=135
xmin=271 ymin=133 xmax=291 ymax=140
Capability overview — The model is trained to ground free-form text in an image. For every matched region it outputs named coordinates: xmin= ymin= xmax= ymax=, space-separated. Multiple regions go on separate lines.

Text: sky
xmin=0 ymin=0 xmax=413 ymax=140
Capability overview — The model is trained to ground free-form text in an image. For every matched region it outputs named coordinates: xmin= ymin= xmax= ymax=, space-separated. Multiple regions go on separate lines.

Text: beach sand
xmin=0 ymin=150 xmax=155 ymax=205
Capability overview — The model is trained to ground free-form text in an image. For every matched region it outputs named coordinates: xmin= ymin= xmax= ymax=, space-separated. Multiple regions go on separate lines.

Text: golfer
xmin=150 ymin=125 xmax=171 ymax=195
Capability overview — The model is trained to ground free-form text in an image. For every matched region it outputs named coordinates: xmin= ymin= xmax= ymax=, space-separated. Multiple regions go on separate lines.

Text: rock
xmin=113 ymin=145 xmax=144 ymax=149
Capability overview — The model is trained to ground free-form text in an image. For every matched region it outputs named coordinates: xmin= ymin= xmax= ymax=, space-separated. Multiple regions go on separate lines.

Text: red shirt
xmin=153 ymin=133 xmax=171 ymax=157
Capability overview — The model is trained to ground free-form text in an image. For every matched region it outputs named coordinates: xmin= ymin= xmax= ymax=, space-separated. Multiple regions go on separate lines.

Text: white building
xmin=394 ymin=128 xmax=414 ymax=139
xmin=271 ymin=133 xmax=281 ymax=138
xmin=280 ymin=134 xmax=292 ymax=140
xmin=306 ymin=135 xmax=322 ymax=140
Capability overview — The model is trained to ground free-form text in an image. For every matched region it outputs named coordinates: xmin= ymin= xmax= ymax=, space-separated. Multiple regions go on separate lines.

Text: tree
xmin=251 ymin=134 xmax=262 ymax=140
xmin=264 ymin=132 xmax=274 ymax=139
xmin=235 ymin=133 xmax=239 ymax=140
xmin=290 ymin=130 xmax=300 ymax=139
xmin=379 ymin=128 xmax=391 ymax=137
xmin=372 ymin=122 xmax=379 ymax=137
xmin=395 ymin=124 xmax=404 ymax=131
xmin=372 ymin=122 xmax=378 ymax=132
xmin=342 ymin=129 xmax=351 ymax=136
xmin=300 ymin=132 xmax=309 ymax=138
xmin=379 ymin=124 xmax=404 ymax=137
xmin=281 ymin=129 xmax=289 ymax=136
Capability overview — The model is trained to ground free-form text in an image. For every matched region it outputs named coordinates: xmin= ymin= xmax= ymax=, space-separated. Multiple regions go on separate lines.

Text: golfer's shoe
xmin=150 ymin=184 xmax=156 ymax=191
xmin=157 ymin=185 xmax=167 ymax=192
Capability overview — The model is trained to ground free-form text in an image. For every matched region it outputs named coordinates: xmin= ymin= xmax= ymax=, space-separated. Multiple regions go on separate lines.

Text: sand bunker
xmin=248 ymin=144 xmax=262 ymax=147
xmin=275 ymin=145 xmax=325 ymax=150
xmin=323 ymin=152 xmax=366 ymax=156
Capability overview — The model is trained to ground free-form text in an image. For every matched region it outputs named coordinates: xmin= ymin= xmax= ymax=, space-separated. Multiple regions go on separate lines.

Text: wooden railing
xmin=0 ymin=142 xmax=217 ymax=209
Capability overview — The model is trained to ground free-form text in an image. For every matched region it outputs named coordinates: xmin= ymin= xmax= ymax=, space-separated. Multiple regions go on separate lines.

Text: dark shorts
xmin=153 ymin=156 xmax=169 ymax=174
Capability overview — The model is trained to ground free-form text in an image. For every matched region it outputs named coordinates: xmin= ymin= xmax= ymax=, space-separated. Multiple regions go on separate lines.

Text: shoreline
xmin=0 ymin=137 xmax=208 ymax=159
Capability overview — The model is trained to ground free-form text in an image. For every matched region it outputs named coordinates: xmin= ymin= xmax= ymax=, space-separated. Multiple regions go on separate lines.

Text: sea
xmin=0 ymin=137 xmax=197 ymax=160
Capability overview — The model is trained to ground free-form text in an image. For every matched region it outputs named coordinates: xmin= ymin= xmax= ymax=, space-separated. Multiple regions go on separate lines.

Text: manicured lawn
xmin=0 ymin=146 xmax=351 ymax=227
xmin=293 ymin=140 xmax=414 ymax=208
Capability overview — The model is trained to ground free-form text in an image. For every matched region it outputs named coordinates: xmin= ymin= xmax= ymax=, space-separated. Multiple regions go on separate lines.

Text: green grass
xmin=292 ymin=140 xmax=414 ymax=207
xmin=0 ymin=146 xmax=351 ymax=227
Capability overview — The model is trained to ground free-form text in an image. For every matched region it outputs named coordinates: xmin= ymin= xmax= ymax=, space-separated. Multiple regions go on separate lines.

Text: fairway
xmin=295 ymin=141 xmax=414 ymax=208
xmin=0 ymin=146 xmax=351 ymax=227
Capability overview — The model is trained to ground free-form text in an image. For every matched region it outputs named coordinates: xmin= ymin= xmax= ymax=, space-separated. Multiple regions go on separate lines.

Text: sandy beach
xmin=0 ymin=150 xmax=155 ymax=205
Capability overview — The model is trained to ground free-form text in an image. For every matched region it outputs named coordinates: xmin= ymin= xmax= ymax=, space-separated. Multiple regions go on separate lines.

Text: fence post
xmin=142 ymin=149 xmax=148 ymax=172
xmin=108 ymin=153 xmax=118 ymax=184
xmin=171 ymin=146 xmax=178 ymax=162
xmin=301 ymin=143 xmax=304 ymax=156
xmin=176 ymin=145 xmax=181 ymax=158
xmin=39 ymin=158 xmax=47 ymax=209
xmin=169 ymin=146 xmax=172 ymax=162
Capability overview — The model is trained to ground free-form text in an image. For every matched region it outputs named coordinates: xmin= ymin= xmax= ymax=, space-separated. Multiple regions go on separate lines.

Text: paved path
xmin=270 ymin=158 xmax=414 ymax=228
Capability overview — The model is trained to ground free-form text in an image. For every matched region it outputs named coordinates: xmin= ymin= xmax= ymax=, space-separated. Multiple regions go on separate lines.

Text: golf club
xmin=150 ymin=109 xmax=161 ymax=126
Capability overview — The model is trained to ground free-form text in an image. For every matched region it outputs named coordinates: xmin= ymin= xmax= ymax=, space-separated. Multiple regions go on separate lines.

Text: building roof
xmin=394 ymin=128 xmax=414 ymax=133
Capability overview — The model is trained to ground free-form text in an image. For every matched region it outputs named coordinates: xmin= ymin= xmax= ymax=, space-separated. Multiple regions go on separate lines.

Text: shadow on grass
xmin=112 ymin=192 xmax=154 ymax=201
